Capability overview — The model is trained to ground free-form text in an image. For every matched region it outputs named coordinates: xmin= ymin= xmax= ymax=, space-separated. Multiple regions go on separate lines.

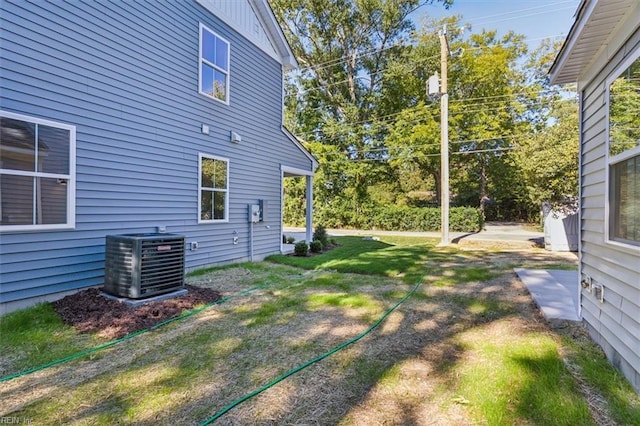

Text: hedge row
xmin=286 ymin=205 xmax=483 ymax=233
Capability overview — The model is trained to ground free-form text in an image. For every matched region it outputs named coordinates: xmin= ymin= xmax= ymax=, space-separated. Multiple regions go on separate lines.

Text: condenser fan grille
xmin=104 ymin=234 xmax=186 ymax=299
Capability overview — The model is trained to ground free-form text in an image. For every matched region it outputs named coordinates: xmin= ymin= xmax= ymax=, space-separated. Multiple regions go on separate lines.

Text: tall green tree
xmin=450 ymin=29 xmax=527 ymax=213
xmin=515 ymin=99 xmax=579 ymax=210
xmin=384 ymin=19 xmax=530 ymax=216
xmin=273 ymin=0 xmax=451 ymax=221
xmin=513 ymin=40 xmax=579 ymax=216
xmin=276 ymin=2 xmax=580 ymax=226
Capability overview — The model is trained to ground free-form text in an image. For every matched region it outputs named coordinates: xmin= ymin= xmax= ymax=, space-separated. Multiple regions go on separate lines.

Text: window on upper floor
xmin=198 ymin=153 xmax=229 ymax=222
xmin=0 ymin=111 xmax=76 ymax=232
xmin=199 ymin=23 xmax=230 ymax=104
xmin=608 ymin=49 xmax=640 ymax=246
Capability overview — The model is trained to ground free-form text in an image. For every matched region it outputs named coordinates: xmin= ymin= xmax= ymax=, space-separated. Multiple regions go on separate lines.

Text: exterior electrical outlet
xmin=104 ymin=233 xmax=186 ymax=299
xmin=582 ymin=275 xmax=592 ymax=293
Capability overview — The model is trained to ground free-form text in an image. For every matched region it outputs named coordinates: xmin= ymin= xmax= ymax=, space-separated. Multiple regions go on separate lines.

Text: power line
xmin=288 ymin=34 xmax=574 ymax=102
xmin=468 ymin=7 xmax=577 ymax=29
xmin=320 ymin=146 xmax=519 ymax=164
xmin=291 ymin=30 xmax=569 ymax=82
xmin=349 ymin=135 xmax=519 ymax=155
xmin=291 ymin=89 xmax=575 ymax=141
xmin=458 ymin=0 xmax=577 ymax=26
xmin=296 ymin=38 xmax=412 ymax=74
xmin=294 ymin=0 xmax=444 ymax=74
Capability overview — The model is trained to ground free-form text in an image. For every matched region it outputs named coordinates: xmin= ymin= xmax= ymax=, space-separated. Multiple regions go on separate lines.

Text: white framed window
xmin=606 ymin=48 xmax=640 ymax=247
xmin=199 ymin=23 xmax=230 ymax=104
xmin=0 ymin=111 xmax=76 ymax=232
xmin=198 ymin=153 xmax=229 ymax=223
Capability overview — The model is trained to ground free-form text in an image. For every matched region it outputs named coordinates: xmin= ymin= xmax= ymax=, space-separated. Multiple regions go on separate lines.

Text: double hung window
xmin=0 ymin=111 xmax=75 ymax=231
xmin=199 ymin=23 xmax=230 ymax=103
xmin=199 ymin=154 xmax=229 ymax=222
xmin=608 ymin=51 xmax=640 ymax=246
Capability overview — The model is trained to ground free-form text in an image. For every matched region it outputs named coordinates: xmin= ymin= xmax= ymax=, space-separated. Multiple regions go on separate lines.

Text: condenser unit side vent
xmin=104 ymin=233 xmax=186 ymax=299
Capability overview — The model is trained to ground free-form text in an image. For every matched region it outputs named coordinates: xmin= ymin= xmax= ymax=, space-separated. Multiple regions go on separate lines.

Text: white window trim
xmin=198 ymin=23 xmax=231 ymax=105
xmin=604 ymin=47 xmax=640 ymax=251
xmin=0 ymin=110 xmax=76 ymax=232
xmin=198 ymin=153 xmax=230 ymax=224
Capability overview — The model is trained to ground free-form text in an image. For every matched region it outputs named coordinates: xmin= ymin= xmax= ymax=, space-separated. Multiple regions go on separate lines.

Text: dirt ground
xmin=53 ymin=285 xmax=222 ymax=339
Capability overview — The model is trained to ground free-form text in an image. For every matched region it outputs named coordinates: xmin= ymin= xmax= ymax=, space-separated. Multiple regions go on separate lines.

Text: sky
xmin=416 ymin=0 xmax=581 ymax=51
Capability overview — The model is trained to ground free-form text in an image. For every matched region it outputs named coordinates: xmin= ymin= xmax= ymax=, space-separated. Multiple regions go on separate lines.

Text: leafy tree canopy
xmin=274 ymin=1 xmax=579 ymax=225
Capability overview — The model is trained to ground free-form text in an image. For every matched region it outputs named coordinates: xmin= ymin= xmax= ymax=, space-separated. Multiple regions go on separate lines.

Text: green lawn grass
xmin=0 ymin=302 xmax=96 ymax=372
xmin=267 ymin=236 xmax=435 ymax=283
xmin=2 ymin=235 xmax=639 ymax=424
xmin=454 ymin=328 xmax=593 ymax=425
xmin=560 ymin=333 xmax=640 ymax=424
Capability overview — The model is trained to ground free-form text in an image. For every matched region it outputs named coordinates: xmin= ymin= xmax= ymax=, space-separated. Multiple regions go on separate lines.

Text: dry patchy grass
xmin=3 ymin=243 xmax=634 ymax=426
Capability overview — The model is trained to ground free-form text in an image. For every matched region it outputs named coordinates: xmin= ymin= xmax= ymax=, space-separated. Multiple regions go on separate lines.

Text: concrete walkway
xmin=514 ymin=269 xmax=580 ymax=321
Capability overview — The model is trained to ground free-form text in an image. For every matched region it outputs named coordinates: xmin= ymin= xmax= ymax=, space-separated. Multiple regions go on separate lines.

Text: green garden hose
xmin=200 ymin=280 xmax=422 ymax=425
xmin=0 ymin=283 xmax=271 ymax=383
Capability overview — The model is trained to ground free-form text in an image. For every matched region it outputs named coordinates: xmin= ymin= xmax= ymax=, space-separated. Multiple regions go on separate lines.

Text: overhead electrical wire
xmin=458 ymin=0 xmax=577 ymax=26
xmin=291 ymin=35 xmax=574 ymax=102
xmin=285 ymin=4 xmax=579 ymax=154
xmin=291 ymin=92 xmax=574 ymax=142
xmin=296 ymin=38 xmax=410 ymax=74
xmin=319 ymin=146 xmax=520 ymax=165
xmin=292 ymin=30 xmax=568 ymax=82
xmin=337 ymin=135 xmax=519 ymax=156
xmin=300 ymin=85 xmax=573 ymax=119
xmin=293 ymin=0 xmax=445 ymax=74
xmin=466 ymin=6 xmax=577 ymax=29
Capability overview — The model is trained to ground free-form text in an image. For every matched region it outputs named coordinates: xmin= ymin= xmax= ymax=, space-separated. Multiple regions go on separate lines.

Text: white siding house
xmin=0 ymin=0 xmax=316 ymax=313
xmin=549 ymin=0 xmax=640 ymax=393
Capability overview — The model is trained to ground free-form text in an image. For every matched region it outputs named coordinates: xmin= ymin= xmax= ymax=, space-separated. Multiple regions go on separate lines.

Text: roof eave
xmin=282 ymin=126 xmax=319 ymax=171
xmin=549 ymin=0 xmax=592 ymax=85
xmin=549 ymin=0 xmax=639 ymax=85
xmin=251 ymin=0 xmax=298 ymax=70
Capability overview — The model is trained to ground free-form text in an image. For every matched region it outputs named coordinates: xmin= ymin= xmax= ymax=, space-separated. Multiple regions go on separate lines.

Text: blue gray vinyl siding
xmin=579 ymin=26 xmax=640 ymax=392
xmin=0 ymin=0 xmax=313 ymax=305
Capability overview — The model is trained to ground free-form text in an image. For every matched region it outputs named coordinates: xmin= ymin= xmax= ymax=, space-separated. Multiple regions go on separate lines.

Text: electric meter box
xmin=249 ymin=204 xmax=260 ymax=223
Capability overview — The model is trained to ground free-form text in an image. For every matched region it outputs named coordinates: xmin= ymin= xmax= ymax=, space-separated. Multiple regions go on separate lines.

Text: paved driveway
xmin=284 ymin=222 xmax=543 ymax=246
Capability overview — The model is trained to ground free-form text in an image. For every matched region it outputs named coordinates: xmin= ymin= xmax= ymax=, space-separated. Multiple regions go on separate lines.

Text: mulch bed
xmin=52 ymin=285 xmax=221 ymax=340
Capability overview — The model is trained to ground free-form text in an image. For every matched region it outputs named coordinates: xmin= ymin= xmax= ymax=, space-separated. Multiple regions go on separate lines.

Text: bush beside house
xmin=286 ymin=206 xmax=483 ymax=233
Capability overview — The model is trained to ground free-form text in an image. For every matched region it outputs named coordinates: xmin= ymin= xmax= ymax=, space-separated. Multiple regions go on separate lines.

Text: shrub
xmin=449 ymin=207 xmax=484 ymax=232
xmin=286 ymin=236 xmax=296 ymax=244
xmin=313 ymin=225 xmax=329 ymax=247
xmin=294 ymin=241 xmax=308 ymax=256
xmin=310 ymin=240 xmax=323 ymax=253
xmin=313 ymin=205 xmax=482 ymax=232
xmin=329 ymin=238 xmax=338 ymax=246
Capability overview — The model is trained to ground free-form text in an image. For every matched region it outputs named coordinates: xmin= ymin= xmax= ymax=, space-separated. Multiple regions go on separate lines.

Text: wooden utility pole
xmin=439 ymin=26 xmax=450 ymax=246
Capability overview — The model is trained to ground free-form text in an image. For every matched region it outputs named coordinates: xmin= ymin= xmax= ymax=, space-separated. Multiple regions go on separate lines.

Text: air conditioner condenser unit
xmin=104 ymin=233 xmax=186 ymax=299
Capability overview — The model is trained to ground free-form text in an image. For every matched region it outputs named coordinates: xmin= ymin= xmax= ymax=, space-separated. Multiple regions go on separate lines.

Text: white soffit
xmin=550 ymin=0 xmax=638 ymax=85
